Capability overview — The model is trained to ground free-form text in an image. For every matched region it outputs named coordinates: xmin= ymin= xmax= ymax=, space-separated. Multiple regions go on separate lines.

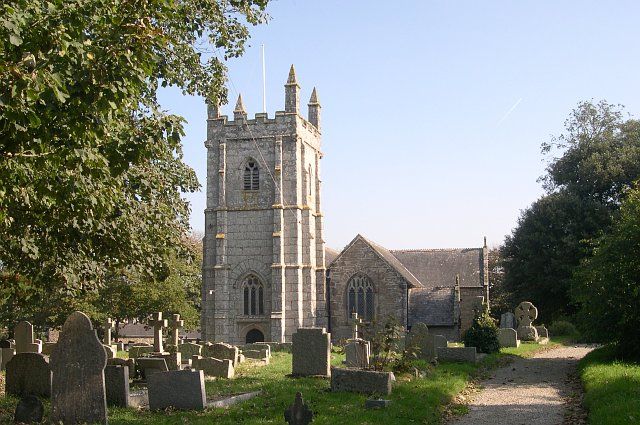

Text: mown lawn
xmin=579 ymin=346 xmax=640 ymax=425
xmin=0 ymin=340 xmax=560 ymax=424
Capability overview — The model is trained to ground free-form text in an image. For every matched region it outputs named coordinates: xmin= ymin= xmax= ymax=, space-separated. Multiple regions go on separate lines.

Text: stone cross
xmin=169 ymin=314 xmax=184 ymax=348
xmin=514 ymin=301 xmax=538 ymax=327
xmin=284 ymin=392 xmax=313 ymax=425
xmin=350 ymin=312 xmax=363 ymax=340
xmin=103 ymin=318 xmax=114 ymax=346
xmin=50 ymin=311 xmax=108 ymax=424
xmin=149 ymin=312 xmax=168 ymax=353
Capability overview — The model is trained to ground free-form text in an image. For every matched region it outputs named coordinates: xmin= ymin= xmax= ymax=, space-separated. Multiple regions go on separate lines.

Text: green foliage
xmin=363 ymin=316 xmax=404 ymax=371
xmin=502 ymin=100 xmax=640 ymax=322
xmin=578 ymin=345 xmax=640 ymax=425
xmin=0 ymin=0 xmax=268 ymax=304
xmin=548 ymin=320 xmax=578 ymax=337
xmin=573 ymin=186 xmax=640 ymax=359
xmin=486 ymin=247 xmax=511 ymax=320
xmin=463 ymin=307 xmax=499 ymax=354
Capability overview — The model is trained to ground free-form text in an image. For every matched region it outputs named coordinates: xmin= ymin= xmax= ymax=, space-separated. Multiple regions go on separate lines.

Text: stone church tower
xmin=201 ymin=66 xmax=327 ymax=345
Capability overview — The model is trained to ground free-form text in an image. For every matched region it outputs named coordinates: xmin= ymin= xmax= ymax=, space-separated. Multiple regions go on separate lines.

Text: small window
xmin=244 ymin=161 xmax=259 ymax=190
xmin=243 ymin=275 xmax=264 ymax=315
xmin=347 ymin=274 xmax=374 ymax=321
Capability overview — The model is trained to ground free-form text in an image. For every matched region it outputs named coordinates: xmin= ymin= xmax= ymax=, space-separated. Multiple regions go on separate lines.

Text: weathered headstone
xmin=203 ymin=342 xmax=238 ymax=365
xmin=500 ymin=312 xmax=517 ymax=329
xmin=178 ymin=342 xmax=203 ymax=360
xmin=6 ymin=353 xmax=51 ymax=398
xmin=344 ymin=338 xmax=370 ymax=368
xmin=498 ymin=328 xmax=520 ymax=348
xmin=15 ymin=321 xmax=41 ymax=353
xmin=284 ymin=392 xmax=313 ymax=425
xmin=365 ymin=399 xmax=391 ymax=409
xmin=169 ymin=314 xmax=184 ymax=349
xmin=151 ymin=351 xmax=182 ymax=370
xmin=137 ymin=357 xmax=168 ymax=379
xmin=191 ymin=355 xmax=234 ymax=378
xmin=41 ymin=342 xmax=57 ymax=356
xmin=148 ymin=312 xmax=168 ymax=354
xmin=14 ymin=395 xmax=44 ymax=424
xmin=407 ymin=323 xmax=447 ymax=361
xmin=105 ymin=365 xmax=130 ymax=407
xmin=107 ymin=357 xmax=136 ymax=378
xmin=50 ymin=311 xmax=108 ymax=425
xmin=436 ymin=347 xmax=478 ymax=363
xmin=244 ymin=343 xmax=272 ymax=358
xmin=515 ymin=301 xmax=539 ymax=341
xmin=536 ymin=326 xmax=549 ymax=339
xmin=330 ymin=367 xmax=393 ymax=395
xmin=292 ymin=328 xmax=331 ymax=377
xmin=243 ymin=348 xmax=270 ymax=363
xmin=148 ymin=370 xmax=206 ymax=411
xmin=1 ymin=344 xmax=15 ymax=371
xmin=103 ymin=318 xmax=118 ymax=354
xmin=128 ymin=344 xmax=153 ymax=359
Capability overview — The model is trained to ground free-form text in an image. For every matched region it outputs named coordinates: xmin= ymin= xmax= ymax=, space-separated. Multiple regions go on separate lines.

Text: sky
xmin=158 ymin=1 xmax=640 ymax=251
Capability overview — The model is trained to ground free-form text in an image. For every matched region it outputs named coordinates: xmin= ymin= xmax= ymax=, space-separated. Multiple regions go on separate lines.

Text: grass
xmin=579 ymin=345 xmax=640 ymax=425
xmin=0 ymin=340 xmax=560 ymax=424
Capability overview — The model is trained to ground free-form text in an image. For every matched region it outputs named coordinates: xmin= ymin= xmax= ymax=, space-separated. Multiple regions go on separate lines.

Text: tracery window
xmin=347 ymin=274 xmax=374 ymax=321
xmin=244 ymin=160 xmax=259 ymax=190
xmin=243 ymin=275 xmax=264 ymax=315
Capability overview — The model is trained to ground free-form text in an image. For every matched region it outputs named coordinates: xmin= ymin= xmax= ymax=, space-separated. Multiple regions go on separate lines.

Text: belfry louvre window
xmin=347 ymin=274 xmax=374 ymax=321
xmin=243 ymin=275 xmax=264 ymax=316
xmin=244 ymin=161 xmax=259 ymax=190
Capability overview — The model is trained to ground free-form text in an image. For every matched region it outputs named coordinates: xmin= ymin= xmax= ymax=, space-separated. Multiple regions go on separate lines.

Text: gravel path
xmin=449 ymin=345 xmax=594 ymax=425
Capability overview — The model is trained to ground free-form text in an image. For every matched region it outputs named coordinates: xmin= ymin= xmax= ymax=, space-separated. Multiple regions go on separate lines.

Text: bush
xmin=548 ymin=320 xmax=577 ymax=336
xmin=463 ymin=308 xmax=500 ymax=354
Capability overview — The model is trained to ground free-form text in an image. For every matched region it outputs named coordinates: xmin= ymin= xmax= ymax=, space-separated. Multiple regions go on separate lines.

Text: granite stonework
xmin=105 ymin=365 xmax=130 ymax=407
xmin=515 ymin=301 xmax=539 ymax=341
xmin=179 ymin=342 xmax=203 ymax=359
xmin=129 ymin=344 xmax=154 ymax=359
xmin=344 ymin=338 xmax=370 ymax=368
xmin=137 ymin=357 xmax=168 ymax=379
xmin=203 ymin=342 xmax=239 ymax=365
xmin=6 ymin=353 xmax=52 ymax=398
xmin=292 ymin=328 xmax=331 ymax=376
xmin=498 ymin=328 xmax=520 ymax=348
xmin=500 ymin=312 xmax=517 ymax=329
xmin=436 ymin=347 xmax=478 ymax=363
xmin=201 ymin=67 xmax=327 ymax=345
xmin=330 ymin=368 xmax=393 ymax=395
xmin=50 ymin=311 xmax=108 ymax=425
xmin=148 ymin=370 xmax=206 ymax=411
xmin=191 ymin=356 xmax=234 ymax=378
xmin=15 ymin=321 xmax=41 ymax=354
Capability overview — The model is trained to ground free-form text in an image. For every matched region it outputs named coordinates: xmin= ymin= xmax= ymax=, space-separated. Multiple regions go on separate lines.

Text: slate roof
xmin=390 ymin=248 xmax=484 ymax=288
xmin=358 ymin=235 xmax=423 ymax=288
xmin=325 ymin=247 xmax=340 ymax=266
xmin=409 ymin=287 xmax=456 ymax=326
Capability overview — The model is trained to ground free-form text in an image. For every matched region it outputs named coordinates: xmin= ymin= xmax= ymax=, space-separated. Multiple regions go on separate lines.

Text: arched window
xmin=347 ymin=274 xmax=374 ymax=321
xmin=244 ymin=160 xmax=259 ymax=190
xmin=243 ymin=275 xmax=264 ymax=315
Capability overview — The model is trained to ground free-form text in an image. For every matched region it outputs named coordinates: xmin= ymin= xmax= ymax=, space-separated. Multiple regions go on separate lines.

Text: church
xmin=201 ymin=66 xmax=489 ymax=345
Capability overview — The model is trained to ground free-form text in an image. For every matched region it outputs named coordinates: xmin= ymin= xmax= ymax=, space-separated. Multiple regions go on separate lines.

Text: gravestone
xmin=129 ymin=344 xmax=153 ymax=359
xmin=148 ymin=370 xmax=206 ymax=411
xmin=15 ymin=321 xmax=41 ymax=353
xmin=330 ymin=367 xmax=393 ymax=395
xmin=50 ymin=311 xmax=108 ymax=425
xmin=244 ymin=343 xmax=272 ymax=358
xmin=103 ymin=344 xmax=116 ymax=359
xmin=148 ymin=312 xmax=168 ymax=354
xmin=436 ymin=347 xmax=478 ymax=363
xmin=515 ymin=301 xmax=539 ymax=341
xmin=169 ymin=314 xmax=184 ymax=349
xmin=203 ymin=342 xmax=238 ymax=365
xmin=105 ymin=365 xmax=130 ymax=407
xmin=137 ymin=357 xmax=168 ymax=379
xmin=178 ymin=342 xmax=203 ymax=360
xmin=191 ymin=356 xmax=234 ymax=378
xmin=365 ymin=399 xmax=391 ymax=409
xmin=500 ymin=312 xmax=517 ymax=329
xmin=151 ymin=351 xmax=182 ymax=370
xmin=107 ymin=357 xmax=136 ymax=378
xmin=103 ymin=318 xmax=118 ymax=354
xmin=498 ymin=328 xmax=520 ymax=348
xmin=41 ymin=342 xmax=57 ymax=356
xmin=1 ymin=344 xmax=15 ymax=371
xmin=344 ymin=338 xmax=370 ymax=368
xmin=6 ymin=353 xmax=52 ymax=397
xmin=536 ymin=326 xmax=549 ymax=339
xmin=284 ymin=392 xmax=313 ymax=425
xmin=292 ymin=328 xmax=331 ymax=377
xmin=243 ymin=348 xmax=270 ymax=362
xmin=14 ymin=395 xmax=44 ymax=424
xmin=407 ymin=323 xmax=446 ymax=361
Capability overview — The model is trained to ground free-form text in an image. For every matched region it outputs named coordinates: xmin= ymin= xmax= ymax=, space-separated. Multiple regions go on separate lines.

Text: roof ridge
xmin=391 ymin=247 xmax=482 ymax=253
xmin=357 ymin=235 xmax=424 ymax=288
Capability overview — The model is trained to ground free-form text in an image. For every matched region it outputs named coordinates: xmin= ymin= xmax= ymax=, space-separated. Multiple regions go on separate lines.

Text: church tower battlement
xmin=202 ymin=65 xmax=327 ymax=344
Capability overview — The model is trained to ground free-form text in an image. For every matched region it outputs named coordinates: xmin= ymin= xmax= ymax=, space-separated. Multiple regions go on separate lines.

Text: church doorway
xmin=245 ymin=329 xmax=264 ymax=343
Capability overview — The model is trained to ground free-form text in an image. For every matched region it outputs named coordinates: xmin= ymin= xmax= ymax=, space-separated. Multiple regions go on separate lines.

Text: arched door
xmin=245 ymin=329 xmax=264 ymax=343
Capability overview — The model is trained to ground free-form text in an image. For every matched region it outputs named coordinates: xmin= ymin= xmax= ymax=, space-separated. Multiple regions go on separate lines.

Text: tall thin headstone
xmin=149 ymin=312 xmax=168 ymax=353
xmin=50 ymin=311 xmax=108 ymax=425
xmin=15 ymin=321 xmax=40 ymax=353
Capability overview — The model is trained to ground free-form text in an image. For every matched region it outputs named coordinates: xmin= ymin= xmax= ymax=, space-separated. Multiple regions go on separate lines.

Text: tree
xmin=0 ymin=1 xmax=268 ymax=303
xmin=502 ymin=101 xmax=640 ymax=321
xmin=573 ymin=185 xmax=640 ymax=359
xmin=487 ymin=247 xmax=511 ymax=320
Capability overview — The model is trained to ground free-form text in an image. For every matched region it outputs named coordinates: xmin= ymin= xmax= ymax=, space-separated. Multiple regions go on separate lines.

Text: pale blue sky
xmin=158 ymin=1 xmax=640 ymax=250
